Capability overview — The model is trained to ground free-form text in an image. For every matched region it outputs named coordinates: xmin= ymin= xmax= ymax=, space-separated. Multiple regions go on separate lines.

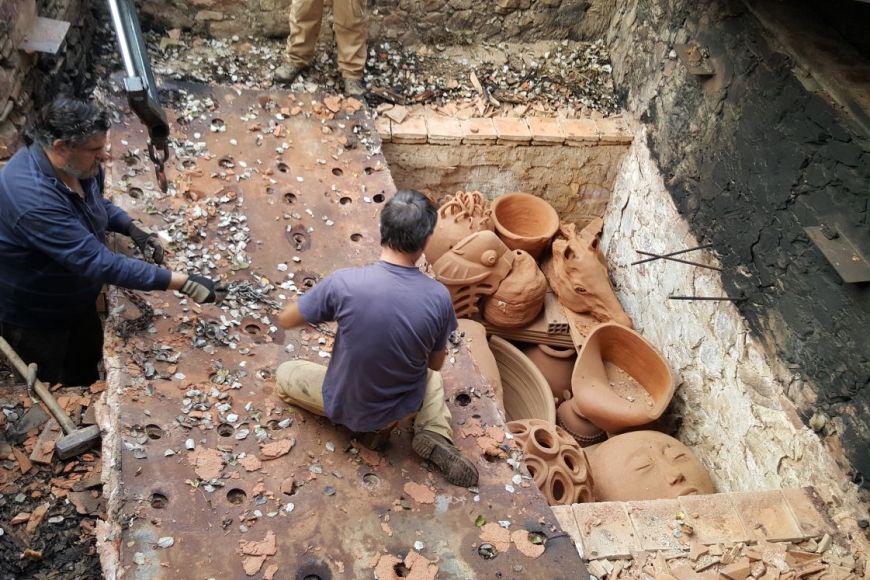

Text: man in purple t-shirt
xmin=274 ymin=190 xmax=478 ymax=487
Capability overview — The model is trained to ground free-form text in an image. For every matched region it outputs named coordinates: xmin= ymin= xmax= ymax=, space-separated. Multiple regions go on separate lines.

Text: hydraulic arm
xmin=105 ymin=0 xmax=170 ymax=191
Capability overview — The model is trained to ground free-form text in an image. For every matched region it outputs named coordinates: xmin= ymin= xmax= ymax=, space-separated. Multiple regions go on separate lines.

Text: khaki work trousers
xmin=274 ymin=360 xmax=454 ymax=442
xmin=286 ymin=0 xmax=368 ymax=79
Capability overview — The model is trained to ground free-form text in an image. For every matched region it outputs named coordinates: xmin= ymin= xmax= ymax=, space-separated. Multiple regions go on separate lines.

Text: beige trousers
xmin=274 ymin=360 xmax=454 ymax=441
xmin=286 ymin=0 xmax=368 ymax=79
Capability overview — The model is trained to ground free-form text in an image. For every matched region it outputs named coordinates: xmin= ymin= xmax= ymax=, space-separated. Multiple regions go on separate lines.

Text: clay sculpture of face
xmin=542 ymin=218 xmax=632 ymax=328
xmin=588 ymin=431 xmax=715 ymax=502
xmin=424 ymin=191 xmax=493 ymax=264
xmin=482 ymin=250 xmax=548 ymax=328
xmin=433 ymin=230 xmax=515 ymax=318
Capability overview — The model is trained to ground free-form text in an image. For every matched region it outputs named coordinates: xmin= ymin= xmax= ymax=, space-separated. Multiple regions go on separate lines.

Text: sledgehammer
xmin=0 ymin=337 xmax=101 ymax=460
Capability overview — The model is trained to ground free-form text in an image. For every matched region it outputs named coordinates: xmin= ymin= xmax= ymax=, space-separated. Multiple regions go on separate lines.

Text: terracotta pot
xmin=433 ymin=231 xmax=516 ymax=318
xmin=457 ymin=319 xmax=503 ymax=413
xmin=482 ymin=250 xmax=548 ymax=328
xmin=425 ymin=191 xmax=493 ymax=264
xmin=542 ymin=219 xmax=632 ymax=327
xmin=556 ymin=399 xmax=607 ymax=447
xmin=491 ymin=192 xmax=559 ymax=259
xmin=588 ymin=430 xmax=715 ymax=501
xmin=570 ymin=323 xmax=674 ymax=434
xmin=489 ymin=336 xmax=556 ymax=424
xmin=508 ymin=419 xmax=594 ymax=505
xmin=523 ymin=344 xmax=577 ymax=404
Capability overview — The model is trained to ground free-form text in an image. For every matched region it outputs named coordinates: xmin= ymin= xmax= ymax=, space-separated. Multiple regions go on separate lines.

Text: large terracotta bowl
xmin=570 ymin=323 xmax=674 ymax=434
xmin=491 ymin=192 xmax=559 ymax=259
xmin=489 ymin=336 xmax=556 ymax=424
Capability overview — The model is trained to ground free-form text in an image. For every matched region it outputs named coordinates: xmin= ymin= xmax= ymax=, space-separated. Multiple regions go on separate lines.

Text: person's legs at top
xmin=275 ymin=0 xmax=325 ymax=83
xmin=333 ymin=0 xmax=368 ymax=95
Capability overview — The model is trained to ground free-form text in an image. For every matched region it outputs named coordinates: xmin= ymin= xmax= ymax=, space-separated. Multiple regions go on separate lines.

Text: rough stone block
xmin=195 ymin=10 xmax=225 ymax=21
xmin=572 ymin=501 xmax=641 ymax=559
xmin=596 ymin=117 xmax=633 ymax=144
xmin=561 ymin=118 xmax=599 ymax=145
xmin=492 ymin=117 xmax=531 ymax=144
xmin=527 ymin=117 xmax=566 ymax=144
xmin=460 ymin=118 xmax=497 ymax=144
xmin=374 ymin=116 xmax=391 ymax=143
xmin=425 ymin=116 xmax=463 ymax=145
xmin=730 ymin=490 xmax=805 ymax=542
xmin=390 ymin=117 xmax=427 ymax=144
xmin=781 ymin=487 xmax=830 ymax=539
xmin=678 ymin=493 xmax=748 ymax=545
xmin=550 ymin=505 xmax=584 ymax=558
xmin=627 ymin=499 xmax=687 ymax=552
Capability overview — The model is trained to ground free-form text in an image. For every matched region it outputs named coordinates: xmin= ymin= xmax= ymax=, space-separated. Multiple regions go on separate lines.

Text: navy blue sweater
xmin=0 ymin=145 xmax=171 ymax=328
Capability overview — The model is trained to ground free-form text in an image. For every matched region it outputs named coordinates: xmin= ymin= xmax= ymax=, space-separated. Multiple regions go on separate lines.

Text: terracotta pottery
xmin=488 ymin=336 xmax=556 ymax=424
xmin=588 ymin=430 xmax=715 ymax=501
xmin=556 ymin=398 xmax=607 ymax=447
xmin=433 ymin=231 xmax=516 ymax=318
xmin=457 ymin=319 xmax=503 ymax=412
xmin=482 ymin=250 xmax=548 ymax=328
xmin=522 ymin=344 xmax=577 ymax=404
xmin=570 ymin=322 xmax=674 ymax=434
xmin=491 ymin=192 xmax=559 ymax=259
xmin=508 ymin=419 xmax=594 ymax=505
xmin=424 ymin=191 xmax=493 ymax=264
xmin=542 ymin=218 xmax=632 ymax=328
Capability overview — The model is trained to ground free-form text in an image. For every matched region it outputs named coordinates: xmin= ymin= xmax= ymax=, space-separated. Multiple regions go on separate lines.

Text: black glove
xmin=128 ymin=222 xmax=164 ymax=265
xmin=180 ymin=274 xmax=227 ymax=304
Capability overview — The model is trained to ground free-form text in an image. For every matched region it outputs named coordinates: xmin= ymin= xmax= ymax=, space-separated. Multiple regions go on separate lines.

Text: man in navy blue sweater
xmin=0 ymin=97 xmax=222 ymax=386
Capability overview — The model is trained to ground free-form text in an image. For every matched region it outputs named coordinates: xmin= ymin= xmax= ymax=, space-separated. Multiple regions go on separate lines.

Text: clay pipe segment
xmin=630 ymin=244 xmax=714 ymax=266
xmin=0 ymin=338 xmax=101 ymax=459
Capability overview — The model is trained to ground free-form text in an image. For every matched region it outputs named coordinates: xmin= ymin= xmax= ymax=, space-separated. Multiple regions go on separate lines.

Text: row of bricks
xmin=374 ymin=114 xmax=632 ymax=146
xmin=551 ymin=487 xmax=831 ymax=560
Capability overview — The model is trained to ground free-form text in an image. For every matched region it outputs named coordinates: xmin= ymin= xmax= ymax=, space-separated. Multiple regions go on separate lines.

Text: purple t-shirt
xmin=298 ymin=260 xmax=457 ymax=433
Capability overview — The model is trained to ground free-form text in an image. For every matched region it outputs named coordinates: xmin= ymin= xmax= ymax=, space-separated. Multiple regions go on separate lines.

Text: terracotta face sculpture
xmin=588 ymin=430 xmax=715 ymax=502
xmin=542 ymin=218 xmax=632 ymax=328
xmin=424 ymin=191 xmax=493 ymax=264
xmin=482 ymin=250 xmax=548 ymax=328
xmin=433 ymin=231 xmax=515 ymax=318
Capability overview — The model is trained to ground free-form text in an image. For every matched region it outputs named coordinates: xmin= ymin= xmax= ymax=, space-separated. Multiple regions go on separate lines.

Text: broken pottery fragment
xmin=433 ymin=231 xmax=515 ymax=318
xmin=542 ymin=219 xmax=632 ymax=327
xmin=556 ymin=396 xmax=607 ymax=447
xmin=523 ymin=343 xmax=577 ymax=404
xmin=588 ymin=430 xmax=715 ymax=501
xmin=489 ymin=336 xmax=556 ymax=424
xmin=570 ymin=323 xmax=674 ymax=434
xmin=491 ymin=192 xmax=560 ymax=259
xmin=482 ymin=250 xmax=548 ymax=328
xmin=508 ymin=419 xmax=594 ymax=505
xmin=424 ymin=191 xmax=493 ymax=264
xmin=457 ymin=319 xmax=504 ymax=413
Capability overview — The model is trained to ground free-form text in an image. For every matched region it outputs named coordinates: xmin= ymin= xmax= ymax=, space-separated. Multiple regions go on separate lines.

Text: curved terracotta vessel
xmin=508 ymin=419 xmax=594 ymax=505
xmin=542 ymin=218 xmax=632 ymax=328
xmin=491 ymin=192 xmax=559 ymax=259
xmin=489 ymin=336 xmax=556 ymax=424
xmin=482 ymin=250 xmax=548 ymax=328
xmin=425 ymin=191 xmax=493 ymax=264
xmin=433 ymin=231 xmax=516 ymax=318
xmin=523 ymin=344 xmax=576 ymax=404
xmin=588 ymin=430 xmax=715 ymax=501
xmin=556 ymin=398 xmax=606 ymax=447
xmin=570 ymin=323 xmax=674 ymax=434
xmin=457 ymin=319 xmax=503 ymax=412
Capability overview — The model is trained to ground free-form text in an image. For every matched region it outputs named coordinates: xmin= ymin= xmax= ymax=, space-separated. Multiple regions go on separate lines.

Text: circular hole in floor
xmin=217 ymin=423 xmax=234 ymax=437
xmin=362 ymin=473 xmax=380 ymax=490
xmin=284 ymin=192 xmax=297 ymax=204
xmin=472 ymin=414 xmax=481 ymax=419
xmin=364 ymin=167 xmax=374 ymax=175
xmin=211 ymin=118 xmax=225 ymax=129
xmin=455 ymin=393 xmax=472 ymax=407
xmin=218 ymin=156 xmax=235 ymax=169
xmin=478 ymin=543 xmax=497 ymax=560
xmin=266 ymin=419 xmax=281 ymax=430
xmin=528 ymin=531 xmax=547 ymax=548
xmin=339 ymin=196 xmax=352 ymax=205
xmin=149 ymin=492 xmax=168 ymax=509
xmin=145 ymin=424 xmax=163 ymax=440
xmin=244 ymin=323 xmax=262 ymax=335
xmin=373 ymin=193 xmax=385 ymax=203
xmin=393 ymin=563 xmax=411 ymax=577
xmin=301 ymin=276 xmax=317 ymax=289
xmin=332 ymin=167 xmax=343 ymax=176
xmin=124 ymin=154 xmax=141 ymax=167
xmin=350 ymin=233 xmax=362 ymax=242
xmin=266 ymin=186 xmax=275 ymax=195
xmin=227 ymin=488 xmax=247 ymax=505
xmin=278 ymin=162 xmax=290 ymax=173
xmin=181 ymin=158 xmax=197 ymax=169
xmin=128 ymin=187 xmax=143 ymax=199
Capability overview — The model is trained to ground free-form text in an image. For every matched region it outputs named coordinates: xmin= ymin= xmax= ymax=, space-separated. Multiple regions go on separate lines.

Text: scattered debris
xmin=403 ymin=481 xmax=435 ymax=504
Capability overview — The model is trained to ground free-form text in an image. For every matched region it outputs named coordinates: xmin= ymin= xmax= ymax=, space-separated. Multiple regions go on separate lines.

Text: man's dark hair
xmin=25 ymin=97 xmax=112 ymax=147
xmin=380 ymin=190 xmax=438 ymax=253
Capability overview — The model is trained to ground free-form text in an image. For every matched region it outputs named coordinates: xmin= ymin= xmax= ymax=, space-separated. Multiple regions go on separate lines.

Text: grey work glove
xmin=128 ymin=222 xmax=164 ymax=265
xmin=180 ymin=274 xmax=227 ymax=304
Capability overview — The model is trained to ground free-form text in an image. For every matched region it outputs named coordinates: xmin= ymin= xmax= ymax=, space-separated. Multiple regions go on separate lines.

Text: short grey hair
xmin=26 ymin=97 xmax=111 ymax=147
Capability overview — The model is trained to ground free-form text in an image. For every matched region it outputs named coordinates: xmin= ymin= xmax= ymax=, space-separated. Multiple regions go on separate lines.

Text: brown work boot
xmin=412 ymin=430 xmax=479 ymax=488
xmin=342 ymin=77 xmax=366 ymax=97
xmin=274 ymin=62 xmax=305 ymax=84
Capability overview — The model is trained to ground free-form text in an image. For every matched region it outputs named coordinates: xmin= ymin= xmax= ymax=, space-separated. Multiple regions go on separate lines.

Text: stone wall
xmin=604 ymin=0 xmax=870 ymax=491
xmin=0 ymin=0 xmax=94 ymax=160
xmin=138 ymin=0 xmax=616 ymax=44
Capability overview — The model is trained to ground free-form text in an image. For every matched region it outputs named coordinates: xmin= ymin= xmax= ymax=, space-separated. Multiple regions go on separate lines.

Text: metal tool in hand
xmin=0 ymin=338 xmax=101 ymax=459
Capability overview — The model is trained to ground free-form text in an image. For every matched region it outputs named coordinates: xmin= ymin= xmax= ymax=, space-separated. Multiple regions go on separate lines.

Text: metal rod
xmin=635 ymin=251 xmax=722 ymax=271
xmin=669 ymin=295 xmax=746 ymax=302
xmin=631 ymin=244 xmax=714 ymax=265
